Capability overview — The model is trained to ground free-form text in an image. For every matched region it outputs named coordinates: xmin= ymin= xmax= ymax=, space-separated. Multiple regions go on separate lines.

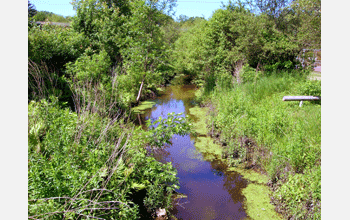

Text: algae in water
xmin=228 ymin=165 xmax=282 ymax=220
xmin=242 ymin=184 xmax=282 ymax=220
xmin=194 ymin=136 xmax=223 ymax=161
xmin=188 ymin=106 xmax=209 ymax=136
xmin=132 ymin=101 xmax=156 ymax=114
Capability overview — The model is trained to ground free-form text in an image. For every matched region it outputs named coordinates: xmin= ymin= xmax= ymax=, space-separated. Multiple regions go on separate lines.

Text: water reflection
xmin=139 ymin=85 xmax=248 ymax=220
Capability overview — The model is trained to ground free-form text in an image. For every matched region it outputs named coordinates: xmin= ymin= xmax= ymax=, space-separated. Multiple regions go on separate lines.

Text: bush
xmin=66 ymin=50 xmax=111 ymax=83
xmin=240 ymin=64 xmax=262 ymax=83
xmin=297 ymin=80 xmax=321 ymax=97
xmin=28 ymin=25 xmax=89 ymax=72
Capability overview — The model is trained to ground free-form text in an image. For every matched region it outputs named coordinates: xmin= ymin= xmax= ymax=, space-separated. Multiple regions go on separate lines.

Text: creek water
xmin=138 ymin=85 xmax=249 ymax=220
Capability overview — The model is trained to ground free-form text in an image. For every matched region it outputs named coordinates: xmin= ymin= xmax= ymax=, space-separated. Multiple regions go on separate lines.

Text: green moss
xmin=188 ymin=106 xmax=209 ymax=135
xmin=170 ymin=85 xmax=196 ymax=100
xmin=132 ymin=101 xmax=156 ymax=114
xmin=194 ymin=136 xmax=223 ymax=161
xmin=228 ymin=166 xmax=269 ymax=185
xmin=227 ymin=165 xmax=281 ymax=219
xmin=243 ymin=184 xmax=282 ymax=220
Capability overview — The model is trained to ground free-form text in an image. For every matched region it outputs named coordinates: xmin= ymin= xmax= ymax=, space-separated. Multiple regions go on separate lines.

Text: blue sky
xmin=31 ymin=0 xmax=225 ymax=20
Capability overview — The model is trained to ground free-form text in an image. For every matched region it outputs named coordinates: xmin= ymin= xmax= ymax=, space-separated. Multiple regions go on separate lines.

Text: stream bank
xmin=188 ymin=102 xmax=282 ymax=220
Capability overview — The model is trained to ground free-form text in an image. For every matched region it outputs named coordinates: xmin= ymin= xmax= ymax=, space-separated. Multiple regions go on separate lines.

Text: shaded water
xmin=138 ymin=85 xmax=249 ymax=220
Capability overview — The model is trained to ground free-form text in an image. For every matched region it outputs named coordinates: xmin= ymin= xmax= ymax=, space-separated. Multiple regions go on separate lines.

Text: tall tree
xmin=28 ymin=1 xmax=37 ymax=18
xmin=291 ymin=0 xmax=321 ymax=49
xmin=246 ymin=0 xmax=294 ymax=17
xmin=124 ymin=0 xmax=173 ymax=102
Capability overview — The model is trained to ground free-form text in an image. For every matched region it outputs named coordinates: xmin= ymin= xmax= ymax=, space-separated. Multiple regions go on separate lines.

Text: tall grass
xmin=209 ymin=72 xmax=321 ymax=219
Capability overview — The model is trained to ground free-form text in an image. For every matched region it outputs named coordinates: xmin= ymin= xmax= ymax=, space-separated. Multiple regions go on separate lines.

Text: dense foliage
xmin=171 ymin=0 xmax=320 ymax=89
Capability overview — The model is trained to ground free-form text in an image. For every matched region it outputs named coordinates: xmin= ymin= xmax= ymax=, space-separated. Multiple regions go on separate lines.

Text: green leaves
xmin=297 ymin=80 xmax=321 ymax=97
xmin=171 ymin=3 xmax=301 ymax=91
xmin=66 ymin=50 xmax=111 ymax=83
xmin=28 ymin=25 xmax=88 ymax=68
xmin=274 ymin=166 xmax=321 ymax=219
xmin=147 ymin=112 xmax=191 ymax=148
xmin=241 ymin=64 xmax=262 ymax=83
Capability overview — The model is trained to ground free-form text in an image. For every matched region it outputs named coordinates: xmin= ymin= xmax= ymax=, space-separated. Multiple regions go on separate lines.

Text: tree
xmin=71 ymin=0 xmax=127 ymax=65
xmin=290 ymin=0 xmax=321 ymax=49
xmin=123 ymin=0 xmax=172 ymax=102
xmin=246 ymin=0 xmax=294 ymax=17
xmin=177 ymin=14 xmax=189 ymax=22
xmin=28 ymin=1 xmax=37 ymax=18
xmin=100 ymin=0 xmax=131 ymax=15
xmin=33 ymin=11 xmax=53 ymax=21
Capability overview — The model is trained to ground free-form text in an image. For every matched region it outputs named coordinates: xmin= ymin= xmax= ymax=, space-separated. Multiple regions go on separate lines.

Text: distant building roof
xmin=35 ymin=21 xmax=70 ymax=27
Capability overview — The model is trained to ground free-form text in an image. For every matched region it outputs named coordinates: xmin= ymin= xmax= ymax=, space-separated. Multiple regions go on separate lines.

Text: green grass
xmin=207 ymin=72 xmax=321 ymax=219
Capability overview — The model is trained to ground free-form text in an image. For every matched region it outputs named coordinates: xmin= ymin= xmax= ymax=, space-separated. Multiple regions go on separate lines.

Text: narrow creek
xmin=137 ymin=85 xmax=250 ymax=220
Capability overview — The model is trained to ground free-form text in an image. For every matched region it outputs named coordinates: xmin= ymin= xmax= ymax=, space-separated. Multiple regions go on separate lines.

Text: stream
xmin=138 ymin=85 xmax=250 ymax=220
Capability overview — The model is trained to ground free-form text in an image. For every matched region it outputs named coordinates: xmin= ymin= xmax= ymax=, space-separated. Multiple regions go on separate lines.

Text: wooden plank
xmin=282 ymin=96 xmax=321 ymax=101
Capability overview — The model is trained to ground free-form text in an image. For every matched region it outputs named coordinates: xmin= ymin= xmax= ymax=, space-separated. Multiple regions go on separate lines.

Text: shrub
xmin=66 ymin=50 xmax=111 ymax=83
xmin=28 ymin=25 xmax=89 ymax=72
xmin=297 ymin=80 xmax=321 ymax=97
xmin=240 ymin=64 xmax=262 ymax=83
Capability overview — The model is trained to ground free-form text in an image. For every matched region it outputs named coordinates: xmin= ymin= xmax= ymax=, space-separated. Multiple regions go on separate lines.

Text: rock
xmin=156 ymin=208 xmax=166 ymax=217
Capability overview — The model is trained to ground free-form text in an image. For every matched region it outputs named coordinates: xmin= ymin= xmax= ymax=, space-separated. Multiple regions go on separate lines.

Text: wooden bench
xmin=282 ymin=96 xmax=321 ymax=107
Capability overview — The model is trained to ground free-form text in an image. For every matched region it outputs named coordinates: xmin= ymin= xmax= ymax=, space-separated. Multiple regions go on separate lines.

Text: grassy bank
xmin=188 ymin=104 xmax=282 ymax=219
xmin=200 ymin=72 xmax=321 ymax=219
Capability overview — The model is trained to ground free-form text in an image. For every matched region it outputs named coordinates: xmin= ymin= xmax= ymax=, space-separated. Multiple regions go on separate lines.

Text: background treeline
xmin=170 ymin=0 xmax=320 ymax=91
xmin=33 ymin=11 xmax=73 ymax=23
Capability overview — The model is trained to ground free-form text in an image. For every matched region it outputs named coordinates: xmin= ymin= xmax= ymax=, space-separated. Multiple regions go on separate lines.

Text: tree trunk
xmin=234 ymin=60 xmax=244 ymax=84
xmin=136 ymin=77 xmax=145 ymax=103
